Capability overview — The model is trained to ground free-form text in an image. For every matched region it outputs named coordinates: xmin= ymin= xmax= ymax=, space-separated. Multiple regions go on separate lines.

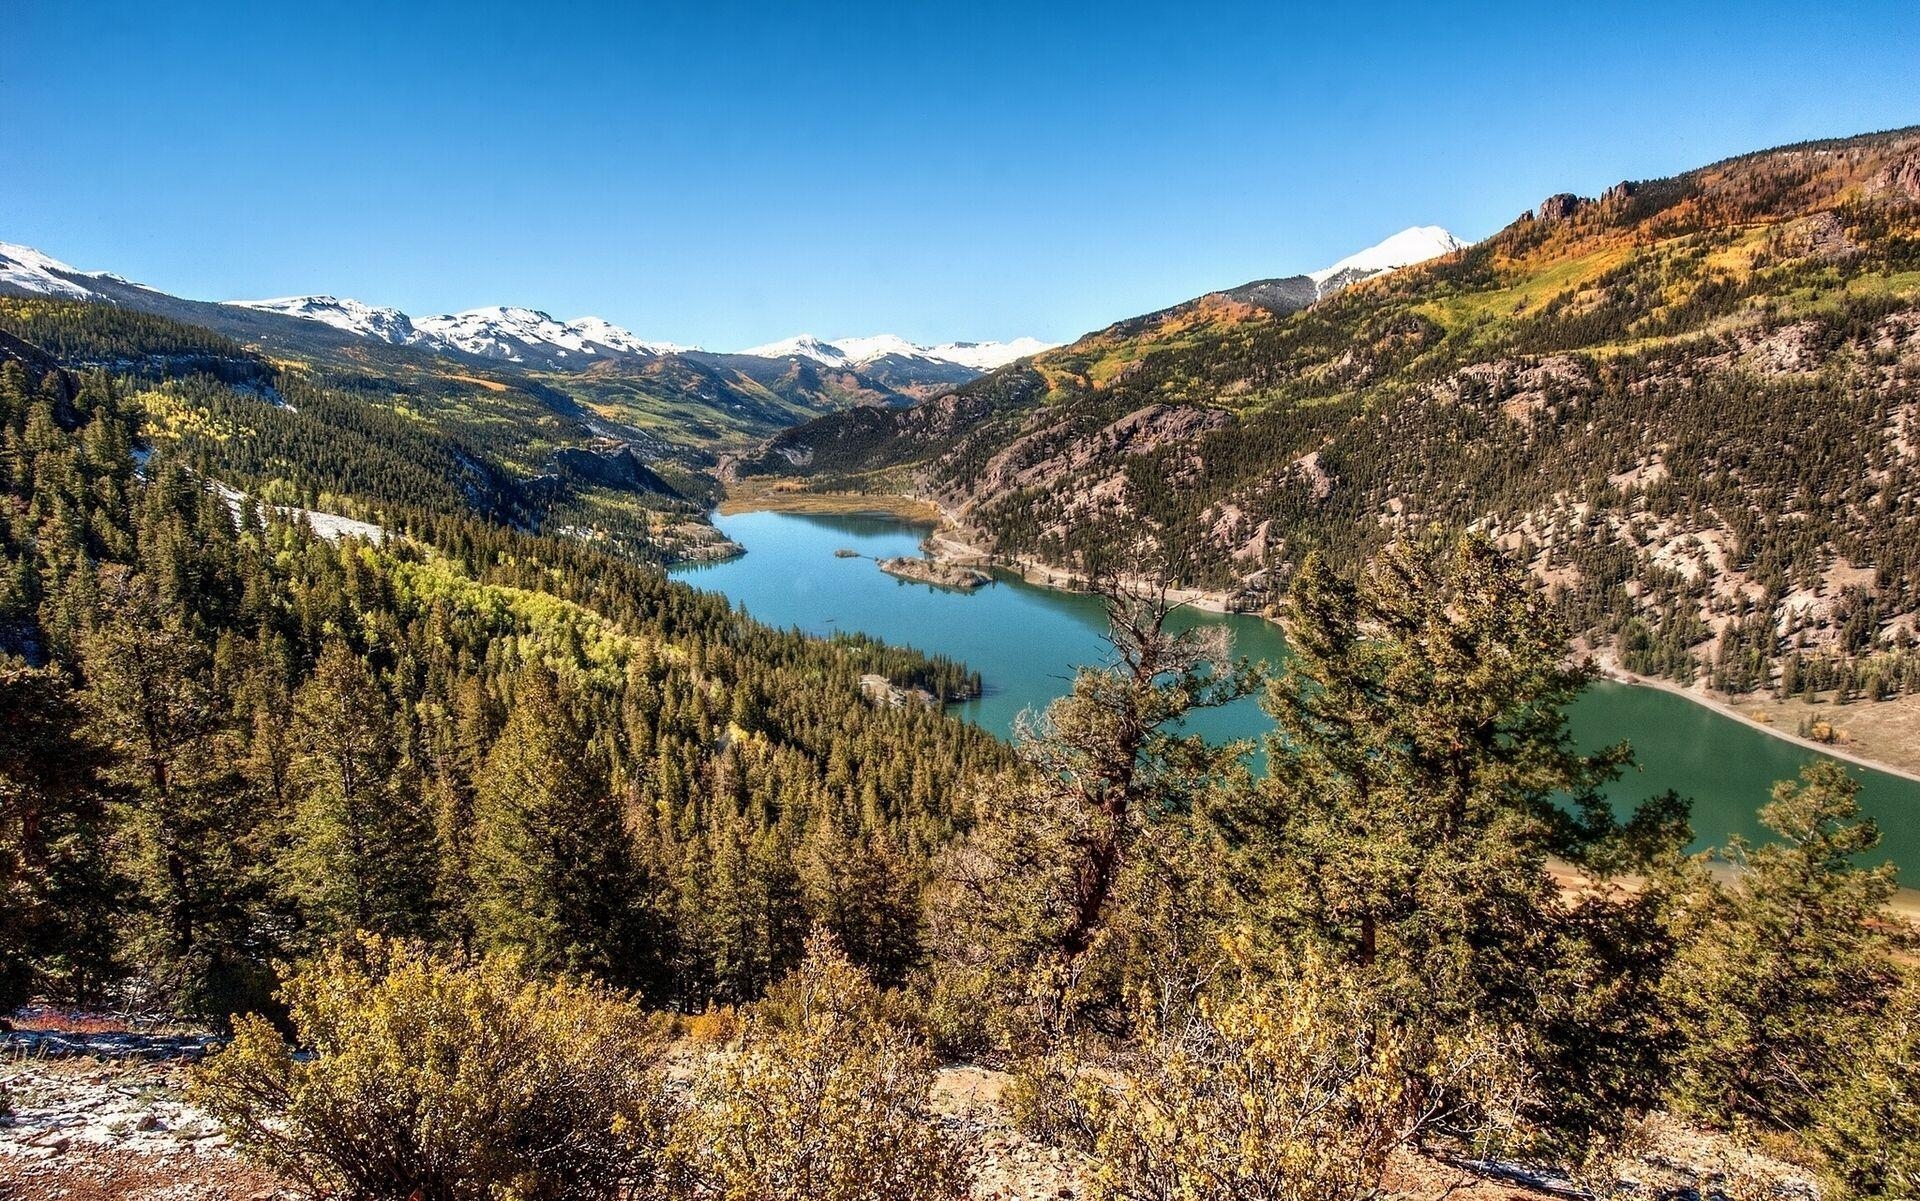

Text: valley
xmin=6 ymin=112 xmax=1920 ymax=1201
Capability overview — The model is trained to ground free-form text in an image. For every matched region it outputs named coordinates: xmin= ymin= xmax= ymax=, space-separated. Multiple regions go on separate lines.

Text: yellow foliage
xmin=672 ymin=931 xmax=970 ymax=1200
xmin=1070 ymin=946 xmax=1526 ymax=1201
xmin=190 ymin=936 xmax=672 ymax=1201
xmin=684 ymin=1003 xmax=742 ymax=1045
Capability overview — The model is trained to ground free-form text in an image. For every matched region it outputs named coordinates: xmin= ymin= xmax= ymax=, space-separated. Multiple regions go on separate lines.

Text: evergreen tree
xmin=470 ymin=668 xmax=658 ymax=990
xmin=1230 ymin=532 xmax=1691 ymax=1144
xmin=84 ymin=583 xmax=268 ymax=1015
xmin=0 ymin=666 xmax=117 ymax=1006
xmin=926 ymin=579 xmax=1259 ymax=1048
xmin=1665 ymin=758 xmax=1904 ymax=1132
xmin=285 ymin=641 xmax=435 ymax=941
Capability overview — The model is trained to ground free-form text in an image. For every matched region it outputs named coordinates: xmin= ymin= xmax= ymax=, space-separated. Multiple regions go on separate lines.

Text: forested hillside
xmin=0 ymin=337 xmax=1004 ymax=1021
xmin=743 ymin=127 xmax=1920 ymax=699
xmin=5 ymin=293 xmax=1917 ymax=1199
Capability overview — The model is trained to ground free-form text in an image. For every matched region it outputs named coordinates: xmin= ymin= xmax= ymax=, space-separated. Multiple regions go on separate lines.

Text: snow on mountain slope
xmin=0 ymin=241 xmax=160 ymax=302
xmin=229 ymin=298 xmax=697 ymax=364
xmin=567 ymin=316 xmax=696 ymax=357
xmin=737 ymin=333 xmax=1056 ymax=371
xmin=925 ymin=337 xmax=1055 ymax=370
xmin=230 ymin=296 xmax=428 ymax=345
xmin=1306 ymin=226 xmax=1467 ymax=287
xmin=415 ymin=307 xmax=601 ymax=361
xmin=737 ymin=334 xmax=854 ymax=367
xmin=394 ymin=306 xmax=690 ymax=364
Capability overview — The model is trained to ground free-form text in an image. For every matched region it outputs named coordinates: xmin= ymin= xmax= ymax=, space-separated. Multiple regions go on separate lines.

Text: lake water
xmin=674 ymin=510 xmax=1920 ymax=874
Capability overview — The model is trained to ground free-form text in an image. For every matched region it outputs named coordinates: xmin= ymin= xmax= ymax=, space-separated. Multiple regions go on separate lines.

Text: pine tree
xmin=285 ymin=641 xmax=436 ymax=941
xmin=1231 ymin=532 xmax=1690 ymax=1144
xmin=925 ymin=578 xmax=1260 ymax=1046
xmin=0 ymin=666 xmax=117 ymax=1006
xmin=470 ymin=668 xmax=657 ymax=990
xmin=1665 ymin=758 xmax=1904 ymax=1132
xmin=84 ymin=583 xmax=266 ymax=1015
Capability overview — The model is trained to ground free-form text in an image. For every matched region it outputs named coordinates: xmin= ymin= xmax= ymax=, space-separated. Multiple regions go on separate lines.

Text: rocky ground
xmin=1 ymin=1014 xmax=1817 ymax=1201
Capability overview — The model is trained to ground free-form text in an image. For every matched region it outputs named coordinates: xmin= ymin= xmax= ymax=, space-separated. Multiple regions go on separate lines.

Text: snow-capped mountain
xmin=228 ymin=297 xmax=698 ymax=367
xmin=737 ymin=334 xmax=854 ymax=367
xmin=231 ymin=295 xmax=429 ymax=345
xmin=736 ymin=333 xmax=1056 ymax=372
xmin=1306 ymin=226 xmax=1467 ymax=292
xmin=410 ymin=306 xmax=693 ymax=365
xmin=0 ymin=241 xmax=161 ymax=303
xmin=924 ymin=337 xmax=1055 ymax=371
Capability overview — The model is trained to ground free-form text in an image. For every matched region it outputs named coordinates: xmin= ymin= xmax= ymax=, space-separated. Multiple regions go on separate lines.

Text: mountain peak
xmin=0 ymin=240 xmax=147 ymax=302
xmin=1306 ymin=225 xmax=1467 ymax=286
xmin=736 ymin=333 xmax=1056 ymax=372
xmin=230 ymin=295 xmax=426 ymax=344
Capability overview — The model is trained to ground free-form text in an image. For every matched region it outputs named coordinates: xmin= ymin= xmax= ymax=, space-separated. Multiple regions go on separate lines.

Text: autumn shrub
xmin=674 ymin=930 xmax=970 ymax=1201
xmin=1003 ymin=1049 xmax=1099 ymax=1151
xmin=683 ymin=1003 xmax=741 ymax=1045
xmin=1070 ymin=948 xmax=1527 ymax=1201
xmin=190 ymin=936 xmax=672 ymax=1201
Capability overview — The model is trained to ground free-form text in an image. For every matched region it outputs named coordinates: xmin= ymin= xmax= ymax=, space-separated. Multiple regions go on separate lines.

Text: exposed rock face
xmin=1874 ymin=153 xmax=1920 ymax=203
xmin=1776 ymin=210 xmax=1860 ymax=261
xmin=1601 ymin=180 xmax=1637 ymax=205
xmin=977 ymin=404 xmax=1231 ymax=498
xmin=1536 ymin=192 xmax=1587 ymax=222
xmin=551 ymin=445 xmax=680 ymax=496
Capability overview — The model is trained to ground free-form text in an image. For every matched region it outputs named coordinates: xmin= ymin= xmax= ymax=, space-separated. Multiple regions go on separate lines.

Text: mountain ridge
xmin=736 ymin=125 xmax=1920 ymax=699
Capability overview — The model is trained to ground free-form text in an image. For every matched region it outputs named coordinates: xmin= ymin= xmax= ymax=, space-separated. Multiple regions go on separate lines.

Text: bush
xmin=1070 ymin=948 xmax=1526 ymax=1201
xmin=674 ymin=930 xmax=970 ymax=1201
xmin=190 ymin=937 xmax=671 ymax=1201
xmin=683 ymin=1003 xmax=741 ymax=1045
xmin=1810 ymin=975 xmax=1920 ymax=1199
xmin=1004 ymin=1050 xmax=1099 ymax=1151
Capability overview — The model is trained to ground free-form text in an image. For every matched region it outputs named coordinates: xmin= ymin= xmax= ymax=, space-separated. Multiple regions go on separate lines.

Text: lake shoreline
xmin=1592 ymin=655 xmax=1920 ymax=787
xmin=713 ymin=488 xmax=1920 ymax=786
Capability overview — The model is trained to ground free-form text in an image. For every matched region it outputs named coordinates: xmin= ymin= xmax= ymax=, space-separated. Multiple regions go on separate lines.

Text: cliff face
xmin=743 ymin=127 xmax=1920 ymax=691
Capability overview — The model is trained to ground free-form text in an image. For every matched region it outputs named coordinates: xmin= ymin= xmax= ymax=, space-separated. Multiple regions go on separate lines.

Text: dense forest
xmin=743 ymin=128 xmax=1920 ymax=701
xmin=0 ymin=348 xmax=1006 ymax=1021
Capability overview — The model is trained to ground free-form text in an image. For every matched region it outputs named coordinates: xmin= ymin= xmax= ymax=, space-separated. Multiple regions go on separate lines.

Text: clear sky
xmin=5 ymin=1 xmax=1917 ymax=350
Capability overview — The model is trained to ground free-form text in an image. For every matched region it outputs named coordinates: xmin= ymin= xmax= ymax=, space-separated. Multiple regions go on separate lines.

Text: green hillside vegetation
xmin=0 ymin=350 xmax=1005 ymax=1018
xmin=743 ymin=127 xmax=1920 ymax=701
xmin=2 ymin=320 xmax=1914 ymax=1194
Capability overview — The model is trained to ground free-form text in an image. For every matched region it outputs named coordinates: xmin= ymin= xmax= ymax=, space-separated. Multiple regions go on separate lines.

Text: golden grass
xmin=1724 ymin=692 xmax=1920 ymax=778
xmin=439 ymin=372 xmax=509 ymax=393
xmin=718 ymin=478 xmax=939 ymax=522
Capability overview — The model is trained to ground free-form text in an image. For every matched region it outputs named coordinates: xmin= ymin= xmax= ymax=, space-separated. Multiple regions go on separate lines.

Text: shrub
xmin=1072 ymin=948 xmax=1526 ymax=1201
xmin=1003 ymin=1050 xmax=1099 ymax=1151
xmin=683 ymin=1003 xmax=741 ymax=1045
xmin=190 ymin=936 xmax=671 ymax=1201
xmin=674 ymin=930 xmax=970 ymax=1201
xmin=1810 ymin=975 xmax=1920 ymax=1199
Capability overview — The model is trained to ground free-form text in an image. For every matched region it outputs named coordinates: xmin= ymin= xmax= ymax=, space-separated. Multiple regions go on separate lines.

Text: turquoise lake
xmin=673 ymin=510 xmax=1920 ymax=873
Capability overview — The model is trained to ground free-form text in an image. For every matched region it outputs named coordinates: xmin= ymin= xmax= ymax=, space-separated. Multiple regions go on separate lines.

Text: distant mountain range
xmin=737 ymin=333 xmax=1057 ymax=372
xmin=0 ymin=240 xmax=1054 ymax=388
xmin=229 ymin=296 xmax=699 ymax=363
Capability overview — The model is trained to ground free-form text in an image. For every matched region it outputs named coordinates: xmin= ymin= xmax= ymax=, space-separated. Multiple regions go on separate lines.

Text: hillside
xmin=740 ymin=127 xmax=1920 ymax=699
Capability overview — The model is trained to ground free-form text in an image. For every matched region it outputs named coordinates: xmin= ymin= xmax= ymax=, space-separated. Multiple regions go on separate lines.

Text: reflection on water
xmin=674 ymin=510 xmax=1920 ymax=872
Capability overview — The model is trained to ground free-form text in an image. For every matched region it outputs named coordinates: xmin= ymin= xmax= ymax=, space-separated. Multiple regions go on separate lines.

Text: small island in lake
xmin=833 ymin=547 xmax=862 ymax=558
xmin=876 ymin=556 xmax=991 ymax=590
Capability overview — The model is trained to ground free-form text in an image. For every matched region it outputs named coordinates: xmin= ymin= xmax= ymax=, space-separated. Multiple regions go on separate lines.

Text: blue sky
xmin=4 ymin=1 xmax=1917 ymax=350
